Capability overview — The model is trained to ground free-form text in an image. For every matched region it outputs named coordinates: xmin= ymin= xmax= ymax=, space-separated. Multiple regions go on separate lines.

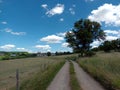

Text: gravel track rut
xmin=47 ymin=61 xmax=71 ymax=90
xmin=47 ymin=61 xmax=106 ymax=90
xmin=72 ymin=61 xmax=106 ymax=90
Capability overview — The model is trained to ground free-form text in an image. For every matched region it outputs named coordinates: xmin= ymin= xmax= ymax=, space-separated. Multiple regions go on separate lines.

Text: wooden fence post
xmin=16 ymin=69 xmax=19 ymax=90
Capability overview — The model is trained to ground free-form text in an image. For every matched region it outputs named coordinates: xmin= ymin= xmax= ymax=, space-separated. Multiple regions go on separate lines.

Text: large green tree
xmin=65 ymin=19 xmax=106 ymax=56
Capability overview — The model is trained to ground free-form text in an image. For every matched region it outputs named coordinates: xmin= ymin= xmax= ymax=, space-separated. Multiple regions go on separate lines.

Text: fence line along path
xmin=47 ymin=61 xmax=71 ymax=90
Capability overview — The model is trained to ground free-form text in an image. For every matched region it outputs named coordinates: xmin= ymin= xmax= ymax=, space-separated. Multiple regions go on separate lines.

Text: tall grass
xmin=19 ymin=61 xmax=65 ymax=90
xmin=78 ymin=52 xmax=120 ymax=90
xmin=0 ymin=56 xmax=66 ymax=90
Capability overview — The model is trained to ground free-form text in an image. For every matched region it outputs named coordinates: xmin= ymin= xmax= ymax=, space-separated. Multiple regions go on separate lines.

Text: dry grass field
xmin=0 ymin=56 xmax=66 ymax=90
xmin=78 ymin=52 xmax=120 ymax=90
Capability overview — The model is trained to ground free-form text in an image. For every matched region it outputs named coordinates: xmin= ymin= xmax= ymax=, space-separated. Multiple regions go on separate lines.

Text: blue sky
xmin=0 ymin=0 xmax=120 ymax=53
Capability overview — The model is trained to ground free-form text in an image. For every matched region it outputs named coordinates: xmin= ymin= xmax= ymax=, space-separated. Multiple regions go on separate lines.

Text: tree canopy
xmin=65 ymin=19 xmax=106 ymax=56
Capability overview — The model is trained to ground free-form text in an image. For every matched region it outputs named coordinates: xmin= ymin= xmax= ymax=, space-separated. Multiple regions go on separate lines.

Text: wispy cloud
xmin=68 ymin=4 xmax=76 ymax=15
xmin=72 ymin=4 xmax=76 ymax=7
xmin=69 ymin=8 xmax=75 ymax=15
xmin=41 ymin=4 xmax=64 ymax=17
xmin=0 ymin=44 xmax=15 ymax=50
xmin=4 ymin=28 xmax=26 ymax=36
xmin=40 ymin=35 xmax=64 ymax=43
xmin=46 ymin=4 xmax=64 ymax=16
xmin=16 ymin=48 xmax=26 ymax=51
xmin=88 ymin=3 xmax=120 ymax=27
xmin=59 ymin=18 xmax=64 ymax=21
xmin=41 ymin=4 xmax=48 ymax=9
xmin=35 ymin=45 xmax=51 ymax=50
xmin=0 ymin=0 xmax=3 ymax=3
xmin=85 ymin=0 xmax=94 ymax=2
xmin=16 ymin=48 xmax=32 ymax=52
xmin=0 ymin=0 xmax=2 ymax=13
xmin=1 ymin=21 xmax=7 ymax=25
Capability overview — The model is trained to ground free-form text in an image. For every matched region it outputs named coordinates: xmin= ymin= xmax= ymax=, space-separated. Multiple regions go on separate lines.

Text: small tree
xmin=47 ymin=52 xmax=51 ymax=56
xmin=103 ymin=41 xmax=112 ymax=52
xmin=111 ymin=39 xmax=120 ymax=52
xmin=65 ymin=19 xmax=106 ymax=56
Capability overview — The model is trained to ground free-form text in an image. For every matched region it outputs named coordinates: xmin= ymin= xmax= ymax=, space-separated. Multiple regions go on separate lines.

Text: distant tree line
xmin=0 ymin=52 xmax=37 ymax=60
xmin=92 ymin=39 xmax=120 ymax=52
xmin=55 ymin=51 xmax=72 ymax=56
xmin=46 ymin=51 xmax=72 ymax=56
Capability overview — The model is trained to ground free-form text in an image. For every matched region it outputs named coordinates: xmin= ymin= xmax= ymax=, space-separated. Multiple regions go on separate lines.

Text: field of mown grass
xmin=78 ymin=52 xmax=120 ymax=90
xmin=0 ymin=56 xmax=66 ymax=90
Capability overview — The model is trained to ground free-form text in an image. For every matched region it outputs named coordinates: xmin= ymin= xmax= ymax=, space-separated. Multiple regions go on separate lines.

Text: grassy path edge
xmin=70 ymin=61 xmax=81 ymax=90
xmin=77 ymin=60 xmax=116 ymax=90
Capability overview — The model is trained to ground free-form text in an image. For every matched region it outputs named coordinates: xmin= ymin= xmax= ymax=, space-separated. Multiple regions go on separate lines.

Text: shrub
xmin=65 ymin=56 xmax=77 ymax=61
xmin=85 ymin=51 xmax=96 ymax=57
xmin=2 ymin=56 xmax=10 ymax=60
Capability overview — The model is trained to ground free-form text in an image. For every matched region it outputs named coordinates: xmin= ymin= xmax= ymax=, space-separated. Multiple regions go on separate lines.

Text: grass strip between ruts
xmin=70 ymin=61 xmax=81 ymax=90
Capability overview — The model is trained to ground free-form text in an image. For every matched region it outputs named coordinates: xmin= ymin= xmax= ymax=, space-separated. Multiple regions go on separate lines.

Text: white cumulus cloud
xmin=45 ymin=4 xmax=64 ymax=17
xmin=106 ymin=36 xmax=118 ymax=41
xmin=57 ymin=32 xmax=66 ymax=37
xmin=91 ymin=40 xmax=102 ymax=48
xmin=90 ymin=29 xmax=120 ymax=48
xmin=104 ymin=30 xmax=120 ymax=35
xmin=104 ymin=30 xmax=120 ymax=41
xmin=40 ymin=35 xmax=64 ymax=43
xmin=62 ymin=43 xmax=69 ymax=47
xmin=0 ymin=44 xmax=15 ymax=50
xmin=88 ymin=3 xmax=120 ymax=26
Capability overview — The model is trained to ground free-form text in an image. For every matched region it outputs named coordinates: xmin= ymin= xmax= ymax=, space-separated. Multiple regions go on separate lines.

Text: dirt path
xmin=47 ymin=61 xmax=71 ymax=90
xmin=72 ymin=61 xmax=106 ymax=90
